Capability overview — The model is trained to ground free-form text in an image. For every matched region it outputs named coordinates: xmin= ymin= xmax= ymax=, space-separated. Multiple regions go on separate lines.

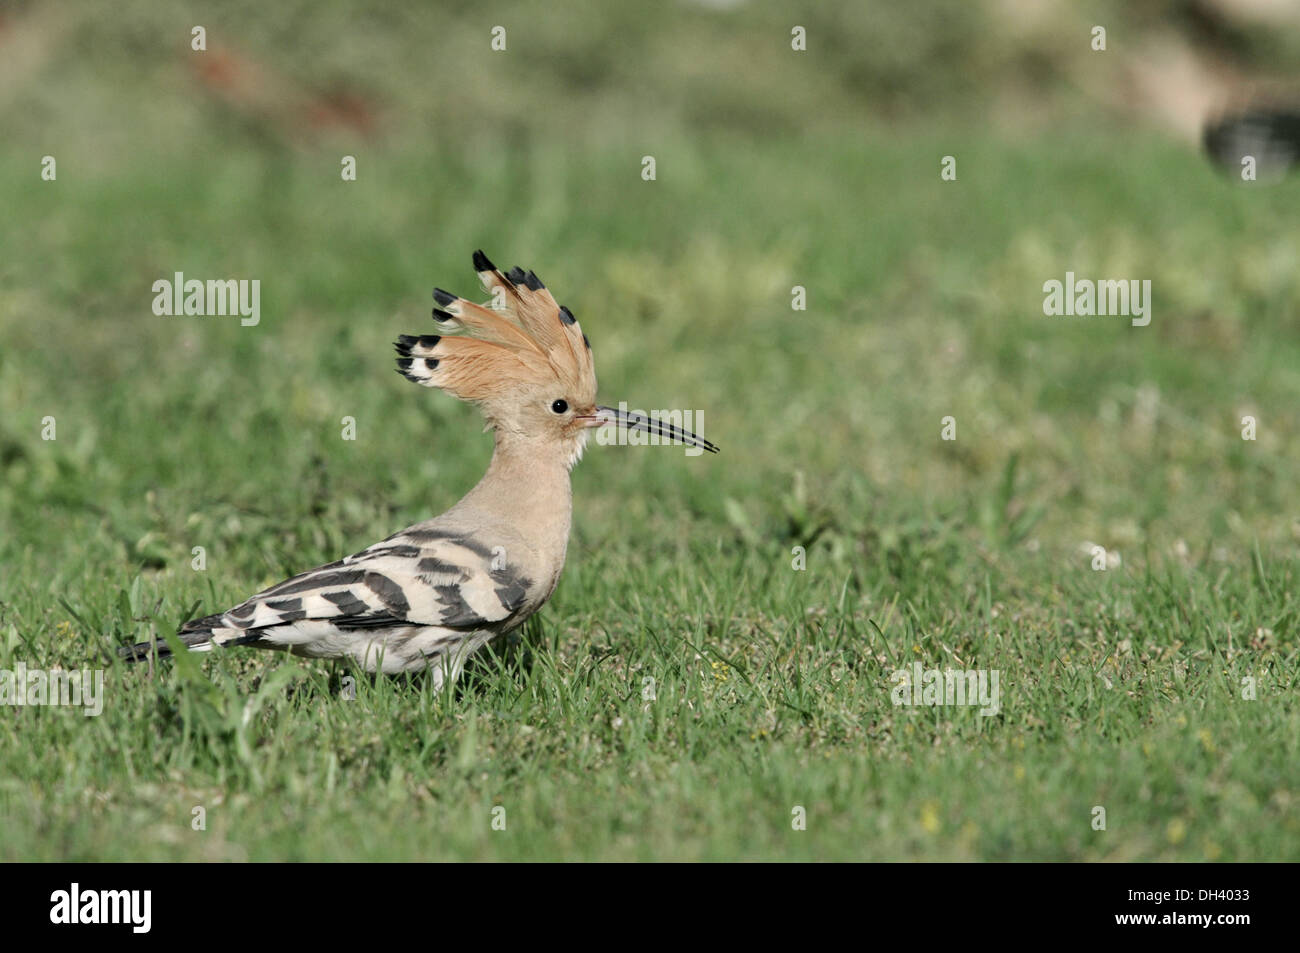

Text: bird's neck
xmin=459 ymin=432 xmax=575 ymax=546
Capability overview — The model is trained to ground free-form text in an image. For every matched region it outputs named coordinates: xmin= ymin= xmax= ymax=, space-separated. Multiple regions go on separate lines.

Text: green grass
xmin=2 ymin=0 xmax=1298 ymax=861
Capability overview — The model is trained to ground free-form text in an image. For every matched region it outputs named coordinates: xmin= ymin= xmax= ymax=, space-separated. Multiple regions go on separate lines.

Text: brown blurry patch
xmin=0 ymin=5 xmax=72 ymax=111
xmin=190 ymin=45 xmax=379 ymax=147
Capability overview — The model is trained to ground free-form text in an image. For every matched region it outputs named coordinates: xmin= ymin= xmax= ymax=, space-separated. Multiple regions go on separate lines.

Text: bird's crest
xmin=395 ymin=250 xmax=597 ymax=410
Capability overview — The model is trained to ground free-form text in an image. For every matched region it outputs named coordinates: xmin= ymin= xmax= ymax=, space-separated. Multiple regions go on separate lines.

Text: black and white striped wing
xmin=183 ymin=530 xmax=533 ymax=646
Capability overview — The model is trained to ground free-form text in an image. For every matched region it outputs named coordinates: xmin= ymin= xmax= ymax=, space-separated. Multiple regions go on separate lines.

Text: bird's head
xmin=396 ymin=251 xmax=717 ymax=467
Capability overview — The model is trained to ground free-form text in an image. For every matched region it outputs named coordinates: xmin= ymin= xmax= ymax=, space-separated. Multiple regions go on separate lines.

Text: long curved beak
xmin=581 ymin=405 xmax=719 ymax=454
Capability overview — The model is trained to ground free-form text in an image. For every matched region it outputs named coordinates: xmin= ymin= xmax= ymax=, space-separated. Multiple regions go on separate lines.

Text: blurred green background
xmin=1 ymin=0 xmax=1297 ymax=861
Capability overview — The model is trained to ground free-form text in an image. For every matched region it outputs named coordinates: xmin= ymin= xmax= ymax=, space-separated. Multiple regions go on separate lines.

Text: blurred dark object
xmin=1204 ymin=107 xmax=1300 ymax=180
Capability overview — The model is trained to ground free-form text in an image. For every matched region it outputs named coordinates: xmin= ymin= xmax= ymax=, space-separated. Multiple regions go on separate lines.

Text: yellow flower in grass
xmin=1166 ymin=818 xmax=1187 ymax=845
xmin=920 ymin=800 xmax=941 ymax=834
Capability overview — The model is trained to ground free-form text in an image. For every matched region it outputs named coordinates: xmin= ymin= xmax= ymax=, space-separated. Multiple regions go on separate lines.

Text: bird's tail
xmin=118 ymin=612 xmax=243 ymax=663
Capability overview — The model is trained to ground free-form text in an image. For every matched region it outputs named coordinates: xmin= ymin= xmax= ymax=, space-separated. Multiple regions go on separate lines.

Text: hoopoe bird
xmin=122 ymin=250 xmax=717 ymax=685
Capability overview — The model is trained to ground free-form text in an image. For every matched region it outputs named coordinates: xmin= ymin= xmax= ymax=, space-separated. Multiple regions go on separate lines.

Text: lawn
xmin=1 ymin=0 xmax=1298 ymax=861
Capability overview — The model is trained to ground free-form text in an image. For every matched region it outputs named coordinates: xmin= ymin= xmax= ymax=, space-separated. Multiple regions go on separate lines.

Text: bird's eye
xmin=550 ymin=399 xmax=569 ymax=414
